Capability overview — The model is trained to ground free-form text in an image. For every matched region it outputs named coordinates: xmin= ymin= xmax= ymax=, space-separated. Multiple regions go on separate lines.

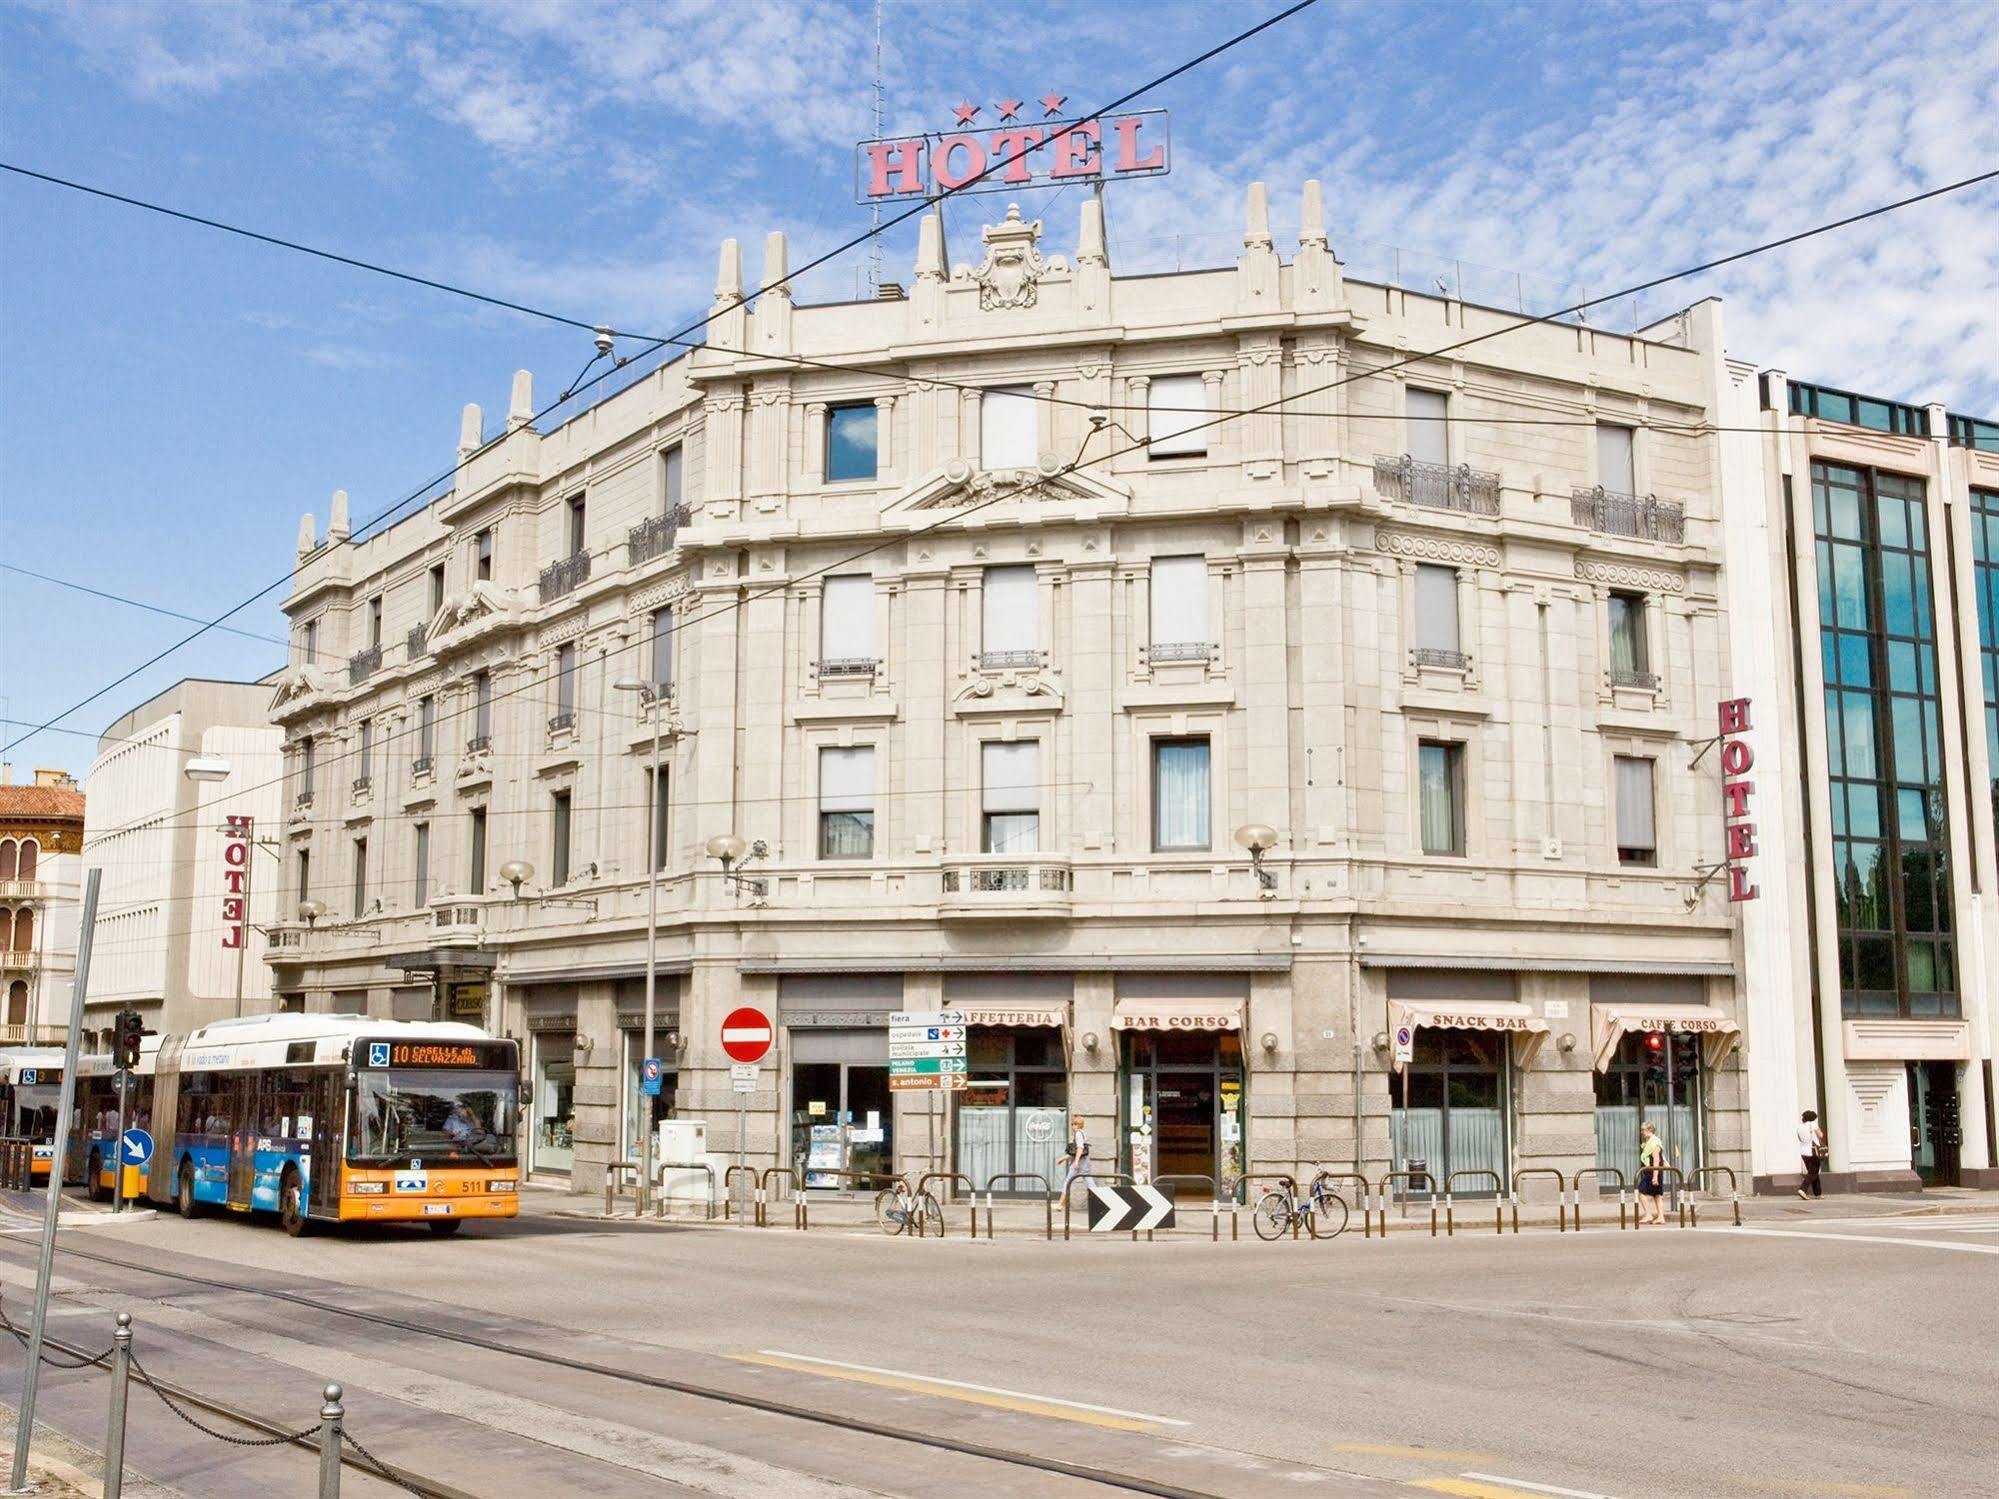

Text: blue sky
xmin=3 ymin=0 xmax=1995 ymax=778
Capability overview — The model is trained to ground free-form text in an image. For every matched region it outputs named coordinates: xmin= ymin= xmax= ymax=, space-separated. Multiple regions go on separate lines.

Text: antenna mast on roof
xmin=870 ymin=0 xmax=885 ymax=294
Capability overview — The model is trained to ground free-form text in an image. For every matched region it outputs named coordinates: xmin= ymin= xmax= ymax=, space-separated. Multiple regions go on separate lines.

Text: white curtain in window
xmin=1615 ymin=756 xmax=1656 ymax=850
xmin=1597 ymin=424 xmax=1635 ymax=493
xmin=1153 ymin=740 xmax=1210 ymax=849
xmin=982 ymin=566 xmax=1038 ymax=653
xmin=1148 ymin=374 xmax=1208 ymax=456
xmin=651 ymin=608 xmax=674 ymax=688
xmin=557 ymin=643 xmax=577 ymax=712
xmin=980 ymin=386 xmax=1036 ymax=468
xmin=1419 ymin=742 xmax=1458 ymax=853
xmin=819 ymin=746 xmax=875 ymax=813
xmin=1407 ymin=388 xmax=1449 ymax=467
xmin=1609 ymin=595 xmax=1645 ymax=675
xmin=982 ymin=742 xmax=1039 ymax=812
xmin=1149 ymin=555 xmax=1208 ymax=646
xmin=821 ymin=576 xmax=875 ymax=660
xmin=1414 ymin=565 xmax=1460 ymax=652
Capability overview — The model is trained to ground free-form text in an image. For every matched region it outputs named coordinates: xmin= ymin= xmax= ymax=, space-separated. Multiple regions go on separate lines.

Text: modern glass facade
xmin=1813 ymin=462 xmax=1958 ymax=1016
xmin=1973 ymin=489 xmax=1999 ymax=845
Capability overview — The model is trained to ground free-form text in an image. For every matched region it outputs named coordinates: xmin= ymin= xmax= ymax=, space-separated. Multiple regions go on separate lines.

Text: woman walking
xmin=1798 ymin=1110 xmax=1826 ymax=1199
xmin=1058 ymin=1114 xmax=1092 ymax=1204
xmin=1636 ymin=1120 xmax=1667 ymax=1225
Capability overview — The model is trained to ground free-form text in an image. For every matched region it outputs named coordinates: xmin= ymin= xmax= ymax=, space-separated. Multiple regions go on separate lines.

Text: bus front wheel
xmin=176 ymin=1161 xmax=199 ymax=1219
xmin=86 ymin=1153 xmax=109 ymax=1203
xmin=279 ymin=1170 xmax=311 ymax=1238
xmin=427 ymin=1219 xmax=464 ymax=1237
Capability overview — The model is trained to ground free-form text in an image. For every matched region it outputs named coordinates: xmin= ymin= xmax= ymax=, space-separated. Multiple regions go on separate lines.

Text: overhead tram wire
xmin=0 ymin=0 xmax=1322 ymax=760
xmin=32 ymin=168 xmax=1999 ymax=852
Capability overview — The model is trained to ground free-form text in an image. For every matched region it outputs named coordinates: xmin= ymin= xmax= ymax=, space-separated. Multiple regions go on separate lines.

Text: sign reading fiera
xmin=1717 ymin=697 xmax=1759 ymax=901
xmin=856 ymin=95 xmax=1169 ymax=204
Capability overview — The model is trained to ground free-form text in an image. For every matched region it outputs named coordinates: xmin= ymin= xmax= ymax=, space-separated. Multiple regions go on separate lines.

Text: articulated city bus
xmin=0 ymin=1049 xmax=68 ymax=1181
xmin=67 ymin=1015 xmax=521 ymax=1236
xmin=74 ymin=1037 xmax=163 ymax=1201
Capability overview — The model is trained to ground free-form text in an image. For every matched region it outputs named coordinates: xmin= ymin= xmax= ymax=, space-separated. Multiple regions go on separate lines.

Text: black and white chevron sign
xmin=1085 ymin=1182 xmax=1176 ymax=1232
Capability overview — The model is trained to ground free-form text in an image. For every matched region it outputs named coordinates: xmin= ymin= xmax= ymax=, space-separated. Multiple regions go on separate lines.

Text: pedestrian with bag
xmin=1798 ymin=1110 xmax=1826 ymax=1199
xmin=1058 ymin=1114 xmax=1092 ymax=1204
xmin=1636 ymin=1120 xmax=1667 ymax=1225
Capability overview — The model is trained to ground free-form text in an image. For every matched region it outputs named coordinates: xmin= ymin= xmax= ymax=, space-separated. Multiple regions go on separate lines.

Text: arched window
xmin=16 ymin=842 xmax=36 ymax=881
xmin=0 ymin=842 xmax=15 ymax=881
xmin=11 ymin=909 xmax=31 ymax=954
xmin=5 ymin=981 xmax=26 ymax=1025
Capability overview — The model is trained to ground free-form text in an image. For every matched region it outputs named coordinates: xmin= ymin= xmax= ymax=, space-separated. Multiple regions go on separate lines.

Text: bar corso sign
xmin=856 ymin=95 xmax=1170 ymax=203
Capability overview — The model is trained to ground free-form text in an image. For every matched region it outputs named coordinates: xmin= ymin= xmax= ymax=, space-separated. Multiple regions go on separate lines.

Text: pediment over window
xmin=884 ymin=458 xmax=1130 ymax=519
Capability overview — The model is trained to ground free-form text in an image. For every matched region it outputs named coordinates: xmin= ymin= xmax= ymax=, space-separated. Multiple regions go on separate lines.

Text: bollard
xmin=103 ymin=1313 xmax=132 ymax=1499
xmin=317 ymin=1383 xmax=344 ymax=1499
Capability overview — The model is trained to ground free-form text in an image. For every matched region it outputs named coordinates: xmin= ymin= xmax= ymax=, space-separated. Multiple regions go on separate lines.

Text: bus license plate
xmin=422 ymin=1204 xmax=451 ymax=1216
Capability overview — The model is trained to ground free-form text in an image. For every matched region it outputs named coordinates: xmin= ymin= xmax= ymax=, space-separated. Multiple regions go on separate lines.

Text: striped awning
xmin=1591 ymin=1004 xmax=1742 ymax=1073
xmin=944 ymin=1001 xmax=1066 ymax=1028
xmin=1390 ymin=999 xmax=1550 ymax=1070
xmin=1110 ymin=1000 xmax=1243 ymax=1033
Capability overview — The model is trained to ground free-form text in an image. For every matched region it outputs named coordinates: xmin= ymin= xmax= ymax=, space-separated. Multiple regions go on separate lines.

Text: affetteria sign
xmin=855 ymin=95 xmax=1170 ymax=204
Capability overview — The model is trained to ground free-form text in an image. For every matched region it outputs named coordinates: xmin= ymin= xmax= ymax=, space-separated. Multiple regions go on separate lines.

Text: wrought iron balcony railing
xmin=1571 ymin=487 xmax=1686 ymax=543
xmin=348 ymin=644 xmax=383 ymax=685
xmin=628 ymin=504 xmax=692 ymax=566
xmin=979 ymin=649 xmax=1042 ymax=671
xmin=1374 ymin=455 xmax=1501 ymax=515
xmin=465 ymin=735 xmax=491 ymax=754
xmin=1148 ymin=640 xmax=1210 ymax=664
xmin=941 ymin=863 xmax=1074 ymax=894
xmin=816 ymin=658 xmax=878 ymax=678
xmin=538 ymin=549 xmax=592 ymax=603
xmin=1610 ymin=667 xmax=1661 ymax=690
xmin=406 ymin=624 xmax=429 ymax=660
xmin=295 ymin=790 xmax=315 ymax=809
xmin=351 ymin=775 xmax=371 ymax=795
xmin=411 ymin=754 xmax=434 ymax=777
xmin=548 ymin=711 xmax=575 ymax=734
xmin=1411 ymin=647 xmax=1472 ymax=670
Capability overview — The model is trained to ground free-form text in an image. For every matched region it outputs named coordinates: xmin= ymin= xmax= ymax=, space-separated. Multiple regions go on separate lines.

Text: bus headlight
xmin=487 ymin=1179 xmax=517 ymax=1193
xmin=350 ymin=1181 xmax=387 ymax=1195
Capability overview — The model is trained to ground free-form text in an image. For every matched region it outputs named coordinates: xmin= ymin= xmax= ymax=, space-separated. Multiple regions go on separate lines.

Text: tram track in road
xmin=0 ymin=1235 xmax=1269 ymax=1499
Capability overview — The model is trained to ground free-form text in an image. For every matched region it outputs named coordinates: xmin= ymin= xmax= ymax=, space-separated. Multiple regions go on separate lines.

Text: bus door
xmin=146 ymin=1048 xmax=183 ymax=1207
xmin=226 ymin=1073 xmax=257 ymax=1210
xmin=306 ymin=1067 xmax=343 ymax=1215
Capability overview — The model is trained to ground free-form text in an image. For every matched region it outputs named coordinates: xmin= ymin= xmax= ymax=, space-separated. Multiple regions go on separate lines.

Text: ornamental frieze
xmin=1574 ymin=558 xmax=1686 ymax=593
xmin=1374 ymin=530 xmax=1501 ymax=568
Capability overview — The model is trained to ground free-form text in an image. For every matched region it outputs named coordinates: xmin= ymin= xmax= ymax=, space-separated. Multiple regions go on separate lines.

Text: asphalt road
xmin=0 ymin=1191 xmax=1990 ymax=1499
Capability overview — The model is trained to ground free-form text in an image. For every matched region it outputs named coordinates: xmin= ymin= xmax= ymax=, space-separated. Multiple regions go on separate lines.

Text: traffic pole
xmin=112 ymin=1032 xmax=129 ymax=1214
xmin=103 ymin=1313 xmax=132 ymax=1499
xmin=9 ymin=867 xmax=101 ymax=1496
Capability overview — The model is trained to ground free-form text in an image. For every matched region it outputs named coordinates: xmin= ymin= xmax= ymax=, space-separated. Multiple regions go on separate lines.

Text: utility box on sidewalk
xmin=655 ymin=1119 xmax=711 ymax=1205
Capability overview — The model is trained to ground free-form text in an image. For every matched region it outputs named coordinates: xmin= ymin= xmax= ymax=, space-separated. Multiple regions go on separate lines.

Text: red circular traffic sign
xmin=720 ymin=1007 xmax=774 ymax=1064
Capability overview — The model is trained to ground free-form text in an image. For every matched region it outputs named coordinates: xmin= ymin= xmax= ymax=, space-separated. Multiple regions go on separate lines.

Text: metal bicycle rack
xmin=1311 ymin=1170 xmax=1371 ymax=1240
xmin=915 ymin=1172 xmax=978 ymax=1238
xmin=760 ymin=1165 xmax=806 ymax=1230
xmin=1510 ymin=1167 xmax=1570 ymax=1233
xmin=1691 ymin=1164 xmax=1742 ymax=1226
xmin=650 ymin=1160 xmax=716 ymax=1221
xmin=801 ymin=1168 xmax=916 ymax=1232
xmin=1371 ymin=1170 xmax=1439 ymax=1237
xmin=1061 ymin=1170 xmax=1136 ymax=1240
xmin=722 ymin=1164 xmax=759 ymax=1225
xmin=1652 ymin=1164 xmax=1694 ymax=1228
xmin=979 ymin=1173 xmax=1054 ymax=1240
xmin=1148 ymin=1174 xmax=1221 ymax=1241
xmin=1571 ymin=1166 xmax=1629 ymax=1230
xmin=1444 ymin=1170 xmax=1505 ymax=1236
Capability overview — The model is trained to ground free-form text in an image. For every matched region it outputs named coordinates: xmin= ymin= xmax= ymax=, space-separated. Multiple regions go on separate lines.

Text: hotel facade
xmin=264 ymin=184 xmax=1777 ymax=1200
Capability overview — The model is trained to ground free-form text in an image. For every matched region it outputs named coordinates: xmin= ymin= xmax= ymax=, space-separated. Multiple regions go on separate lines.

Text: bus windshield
xmin=350 ymin=1068 xmax=517 ymax=1166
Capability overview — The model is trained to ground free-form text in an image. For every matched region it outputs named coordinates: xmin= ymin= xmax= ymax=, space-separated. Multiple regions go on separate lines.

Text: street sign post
xmin=719 ymin=1008 xmax=773 ymax=1186
xmin=640 ymin=1057 xmax=664 ymax=1098
xmin=119 ymin=1129 xmax=153 ymax=1169
xmin=730 ymin=1063 xmax=760 ymax=1094
xmin=887 ymin=1012 xmax=968 ymax=1092
xmin=1392 ymin=1023 xmax=1414 ymax=1068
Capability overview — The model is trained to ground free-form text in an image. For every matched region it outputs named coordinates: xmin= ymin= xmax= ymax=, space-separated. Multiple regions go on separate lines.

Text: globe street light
xmin=1233 ymin=822 xmax=1279 ymax=890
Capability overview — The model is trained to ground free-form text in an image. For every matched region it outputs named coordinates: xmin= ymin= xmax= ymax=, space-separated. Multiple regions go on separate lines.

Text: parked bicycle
xmin=874 ymin=1177 xmax=943 ymax=1237
xmin=1253 ymin=1174 xmax=1350 ymax=1240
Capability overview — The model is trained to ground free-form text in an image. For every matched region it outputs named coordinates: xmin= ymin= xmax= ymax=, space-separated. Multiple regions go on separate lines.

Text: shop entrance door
xmin=532 ymin=1033 xmax=576 ymax=1175
xmin=1390 ymin=1031 xmax=1508 ymax=1198
xmin=1121 ymin=1030 xmax=1244 ymax=1186
xmin=792 ymin=1060 xmax=893 ymax=1187
xmin=1908 ymin=1061 xmax=1961 ymax=1186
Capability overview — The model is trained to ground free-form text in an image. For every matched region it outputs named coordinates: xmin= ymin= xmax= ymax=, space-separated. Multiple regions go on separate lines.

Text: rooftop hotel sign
xmin=856 ymin=94 xmax=1170 ymax=204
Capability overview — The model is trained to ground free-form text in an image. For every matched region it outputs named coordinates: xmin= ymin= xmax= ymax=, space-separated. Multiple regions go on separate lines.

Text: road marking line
xmin=1334 ymin=1443 xmax=1495 ymax=1461
xmin=1459 ymin=1474 xmax=1617 ymax=1498
xmin=736 ymin=1350 xmax=1186 ymax=1428
xmin=1729 ymin=1226 xmax=1999 ymax=1255
xmin=1414 ymin=1481 xmax=1605 ymax=1499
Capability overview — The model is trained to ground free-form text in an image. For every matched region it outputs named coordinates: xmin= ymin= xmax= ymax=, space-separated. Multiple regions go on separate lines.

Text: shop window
xmin=981 ymin=741 xmax=1040 ymax=853
xmin=551 ymin=791 xmax=572 ymax=885
xmin=819 ymin=746 xmax=875 ymax=858
xmin=1615 ymin=756 xmax=1657 ymax=866
xmin=1407 ymin=387 xmax=1449 ymax=467
xmin=1391 ymin=1029 xmax=1507 ymax=1195
xmin=1149 ymin=555 xmax=1208 ymax=657
xmin=1597 ymin=422 xmax=1636 ymax=494
xmin=1594 ymin=1031 xmax=1700 ymax=1182
xmin=1151 ymin=737 xmax=1211 ymax=851
xmin=533 ymin=1033 xmax=576 ymax=1174
xmin=1418 ymin=740 xmax=1466 ymax=856
xmin=980 ymin=565 xmax=1038 ymax=667
xmin=820 ymin=576 xmax=876 ymax=667
xmin=980 ymin=385 xmax=1036 ymax=469
xmin=624 ymin=1032 xmax=676 ymax=1161
xmin=826 ymin=403 xmax=879 ymax=482
xmin=1147 ymin=374 xmax=1208 ymax=458
xmin=959 ymin=1027 xmax=1067 ymax=1192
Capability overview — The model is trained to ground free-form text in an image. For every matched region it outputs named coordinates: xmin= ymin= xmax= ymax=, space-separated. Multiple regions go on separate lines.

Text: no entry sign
xmin=720 ymin=1008 xmax=774 ymax=1065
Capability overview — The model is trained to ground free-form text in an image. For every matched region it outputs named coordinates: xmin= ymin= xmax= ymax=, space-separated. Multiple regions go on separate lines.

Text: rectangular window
xmin=982 ymin=741 xmax=1040 ymax=853
xmin=556 ymin=642 xmax=578 ymax=717
xmin=1972 ymin=490 xmax=1999 ymax=848
xmin=1597 ymin=423 xmax=1636 ymax=494
xmin=980 ymin=385 xmax=1036 ymax=468
xmin=1609 ymin=591 xmax=1651 ymax=680
xmin=826 ymin=403 xmax=879 ymax=482
xmin=300 ymin=618 xmax=318 ymax=666
xmin=551 ymin=791 xmax=572 ymax=886
xmin=820 ymin=576 xmax=876 ymax=664
xmin=651 ymin=607 xmax=673 ymax=691
xmin=648 ymin=767 xmax=669 ymax=873
xmin=368 ymin=596 xmax=383 ymax=649
xmin=296 ymin=849 xmax=311 ymax=906
xmin=474 ymin=672 xmax=492 ymax=742
xmin=475 ymin=528 xmax=493 ymax=582
xmin=661 ymin=444 xmax=684 ymax=512
xmin=468 ymin=808 xmax=488 ymax=896
xmin=1615 ymin=756 xmax=1657 ymax=866
xmin=1151 ymin=737 xmax=1211 ymax=851
xmin=356 ymin=719 xmax=373 ymax=782
xmin=419 ymin=696 xmax=436 ymax=759
xmin=1147 ymin=374 xmax=1208 ymax=457
xmin=1418 ymin=740 xmax=1466 ymax=856
xmin=818 ymin=746 xmax=876 ymax=858
xmin=351 ymin=837 xmax=368 ymax=916
xmin=1407 ymin=387 xmax=1450 ymax=467
xmin=566 ymin=495 xmax=587 ymax=557
xmin=1149 ymin=556 xmax=1208 ymax=654
xmin=301 ymin=737 xmax=316 ymax=796
xmin=413 ymin=823 xmax=430 ymax=906
xmin=428 ymin=563 xmax=445 ymax=617
xmin=981 ymin=565 xmax=1038 ymax=664
xmin=1413 ymin=564 xmax=1460 ymax=653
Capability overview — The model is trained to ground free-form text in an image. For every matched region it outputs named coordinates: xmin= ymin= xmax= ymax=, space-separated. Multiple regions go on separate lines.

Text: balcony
xmin=295 ymin=790 xmax=315 ymax=810
xmin=939 ymin=855 xmax=1073 ymax=919
xmin=1609 ymin=667 xmax=1660 ymax=690
xmin=979 ymin=649 xmax=1042 ymax=672
xmin=0 ymin=1024 xmax=66 ymax=1046
xmin=1411 ymin=647 xmax=1472 ymax=671
xmin=406 ymin=624 xmax=429 ymax=661
xmin=628 ymin=505 xmax=692 ymax=566
xmin=348 ymin=644 xmax=383 ymax=685
xmin=268 ymin=926 xmax=304 ymax=950
xmin=1571 ymin=487 xmax=1685 ymax=543
xmin=432 ymin=905 xmax=483 ymax=944
xmin=351 ymin=774 xmax=372 ymax=796
xmin=411 ymin=754 xmax=434 ymax=778
xmin=465 ymin=735 xmax=491 ymax=755
xmin=548 ymin=711 xmax=575 ymax=734
xmin=0 ymin=881 xmax=54 ymax=902
xmin=1374 ymin=455 xmax=1501 ymax=516
xmin=815 ymin=658 xmax=878 ymax=679
xmin=539 ymin=550 xmax=592 ymax=604
xmin=1148 ymin=640 xmax=1210 ymax=664
xmin=0 ymin=951 xmax=37 ymax=972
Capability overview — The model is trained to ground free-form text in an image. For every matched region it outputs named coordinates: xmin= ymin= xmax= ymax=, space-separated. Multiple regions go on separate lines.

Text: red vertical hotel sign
xmin=1717 ymin=698 xmax=1759 ymax=901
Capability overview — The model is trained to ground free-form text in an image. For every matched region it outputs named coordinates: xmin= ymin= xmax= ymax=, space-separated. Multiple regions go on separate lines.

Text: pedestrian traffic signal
xmin=115 ymin=1010 xmax=144 ymax=1069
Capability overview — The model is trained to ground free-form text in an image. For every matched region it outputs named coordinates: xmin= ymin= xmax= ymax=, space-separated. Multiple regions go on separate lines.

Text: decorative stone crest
xmin=968 ymin=205 xmax=1061 ymax=311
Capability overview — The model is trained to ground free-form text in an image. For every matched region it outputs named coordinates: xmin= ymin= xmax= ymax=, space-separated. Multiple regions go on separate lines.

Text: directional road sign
xmin=888 ymin=1056 xmax=967 ymax=1076
xmin=720 ymin=1007 xmax=774 ymax=1065
xmin=1085 ymin=1182 xmax=1175 ymax=1232
xmin=890 ymin=1073 xmax=968 ymax=1092
xmin=119 ymin=1129 xmax=154 ymax=1168
xmin=888 ymin=1040 xmax=965 ymax=1059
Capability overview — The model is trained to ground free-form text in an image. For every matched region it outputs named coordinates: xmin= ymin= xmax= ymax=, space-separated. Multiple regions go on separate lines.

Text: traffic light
xmin=115 ymin=1010 xmax=144 ymax=1069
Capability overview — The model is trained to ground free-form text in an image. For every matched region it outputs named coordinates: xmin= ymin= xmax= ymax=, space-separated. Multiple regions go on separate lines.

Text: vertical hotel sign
xmin=1717 ymin=699 xmax=1759 ymax=901
xmin=222 ymin=815 xmax=251 ymax=946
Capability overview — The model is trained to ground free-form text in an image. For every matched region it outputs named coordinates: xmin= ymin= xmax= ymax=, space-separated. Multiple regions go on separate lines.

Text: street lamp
xmin=499 ymin=860 xmax=535 ymax=898
xmin=1233 ymin=822 xmax=1279 ymax=890
xmin=705 ymin=833 xmax=768 ymax=898
xmin=297 ymin=899 xmax=326 ymax=927
xmin=616 ymin=675 xmax=669 ymax=1212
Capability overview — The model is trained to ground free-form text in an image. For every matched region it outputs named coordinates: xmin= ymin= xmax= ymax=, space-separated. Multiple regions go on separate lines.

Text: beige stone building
xmin=268 ymin=184 xmax=1747 ymax=1202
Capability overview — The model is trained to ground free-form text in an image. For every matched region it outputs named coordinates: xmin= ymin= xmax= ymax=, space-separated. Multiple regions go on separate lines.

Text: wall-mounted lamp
xmin=1233 ymin=822 xmax=1279 ymax=891
xmin=705 ymin=832 xmax=769 ymax=899
xmin=1370 ymin=1030 xmax=1389 ymax=1052
xmin=1259 ymin=1030 xmax=1279 ymax=1054
xmin=297 ymin=899 xmax=325 ymax=928
xmin=1557 ymin=1032 xmax=1578 ymax=1054
xmin=500 ymin=860 xmax=534 ymax=898
xmin=574 ymin=1032 xmax=596 ymax=1057
xmin=1082 ymin=1031 xmax=1100 ymax=1054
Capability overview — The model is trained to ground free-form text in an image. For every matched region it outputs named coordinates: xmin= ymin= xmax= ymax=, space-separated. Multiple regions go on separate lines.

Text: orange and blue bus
xmin=68 ymin=1014 xmax=520 ymax=1235
xmin=0 ymin=1049 xmax=68 ymax=1181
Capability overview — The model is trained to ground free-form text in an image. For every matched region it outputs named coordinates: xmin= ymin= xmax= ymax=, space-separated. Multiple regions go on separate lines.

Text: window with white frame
xmin=981 ymin=385 xmax=1037 ymax=469
xmin=351 ymin=837 xmax=368 ymax=916
xmin=1413 ymin=564 xmax=1463 ymax=663
xmin=1147 ymin=374 xmax=1208 ymax=458
xmin=981 ymin=565 xmax=1038 ymax=668
xmin=818 ymin=746 xmax=876 ymax=858
xmin=554 ymin=642 xmax=577 ymax=724
xmin=551 ymin=789 xmax=573 ymax=885
xmin=1151 ymin=737 xmax=1211 ymax=851
xmin=1418 ymin=739 xmax=1465 ymax=855
xmin=819 ymin=576 xmax=876 ymax=673
xmin=650 ymin=607 xmax=673 ymax=691
xmin=1615 ymin=755 xmax=1657 ymax=866
xmin=413 ymin=822 xmax=430 ymax=905
xmin=660 ymin=444 xmax=684 ymax=512
xmin=472 ymin=672 xmax=492 ymax=744
xmin=1597 ymin=423 xmax=1636 ymax=494
xmin=1149 ymin=556 xmax=1208 ymax=661
xmin=982 ymin=742 xmax=1040 ymax=853
xmin=1608 ymin=591 xmax=1651 ymax=683
xmin=826 ymin=403 xmax=879 ymax=482
xmin=1407 ymin=387 xmax=1450 ymax=467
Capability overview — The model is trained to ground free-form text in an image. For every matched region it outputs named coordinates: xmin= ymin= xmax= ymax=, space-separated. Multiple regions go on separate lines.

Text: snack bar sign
xmin=1718 ymin=697 xmax=1760 ymax=902
xmin=856 ymin=95 xmax=1169 ymax=203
